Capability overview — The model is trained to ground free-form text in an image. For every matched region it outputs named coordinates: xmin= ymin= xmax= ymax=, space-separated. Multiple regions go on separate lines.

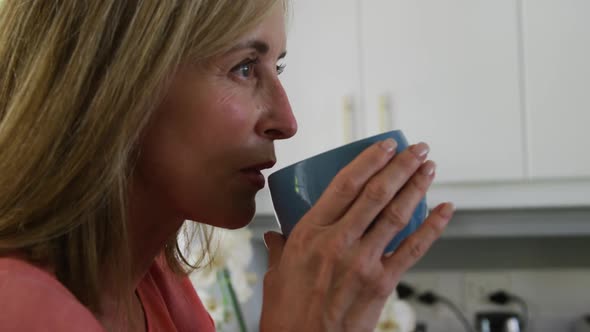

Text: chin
xmin=223 ymin=206 xmax=256 ymax=230
xmin=191 ymin=199 xmax=256 ymax=230
xmin=183 ymin=182 xmax=264 ymax=228
xmin=223 ymin=192 xmax=258 ymax=229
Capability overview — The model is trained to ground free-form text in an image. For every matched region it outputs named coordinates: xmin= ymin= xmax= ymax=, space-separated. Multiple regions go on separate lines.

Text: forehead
xmin=234 ymin=4 xmax=287 ymax=54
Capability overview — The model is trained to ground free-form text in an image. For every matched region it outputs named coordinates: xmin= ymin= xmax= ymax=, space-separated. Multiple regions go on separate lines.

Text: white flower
xmin=226 ymin=267 xmax=254 ymax=303
xmin=188 ymin=226 xmax=257 ymax=303
xmin=189 ymin=262 xmax=217 ymax=289
xmin=195 ymin=289 xmax=226 ymax=325
xmin=218 ymin=228 xmax=254 ymax=269
xmin=190 ymin=227 xmax=253 ymax=268
xmin=375 ymin=296 xmax=416 ymax=332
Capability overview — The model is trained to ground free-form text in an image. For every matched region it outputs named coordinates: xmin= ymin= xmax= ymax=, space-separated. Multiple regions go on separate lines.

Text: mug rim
xmin=269 ymin=129 xmax=405 ymax=180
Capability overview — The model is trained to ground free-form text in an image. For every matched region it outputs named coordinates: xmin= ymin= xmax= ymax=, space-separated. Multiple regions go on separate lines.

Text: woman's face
xmin=136 ymin=5 xmax=296 ymax=229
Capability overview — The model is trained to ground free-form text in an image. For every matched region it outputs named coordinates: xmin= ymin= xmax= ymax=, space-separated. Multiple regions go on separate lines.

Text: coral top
xmin=0 ymin=256 xmax=215 ymax=332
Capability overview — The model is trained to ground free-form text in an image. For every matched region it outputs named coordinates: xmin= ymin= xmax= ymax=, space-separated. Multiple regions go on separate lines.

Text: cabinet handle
xmin=379 ymin=94 xmax=393 ymax=132
xmin=342 ymin=95 xmax=355 ymax=143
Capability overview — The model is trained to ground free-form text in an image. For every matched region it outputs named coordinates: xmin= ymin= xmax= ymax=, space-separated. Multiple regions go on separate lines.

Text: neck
xmin=126 ymin=176 xmax=185 ymax=290
xmin=99 ymin=174 xmax=184 ymax=331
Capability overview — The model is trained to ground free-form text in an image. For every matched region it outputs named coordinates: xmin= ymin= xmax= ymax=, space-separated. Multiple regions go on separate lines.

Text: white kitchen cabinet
xmin=256 ymin=0 xmax=590 ymax=216
xmin=260 ymin=0 xmax=363 ymax=216
xmin=360 ymin=0 xmax=525 ymax=183
xmin=259 ymin=1 xmax=362 ymax=216
xmin=522 ymin=0 xmax=590 ymax=179
xmin=272 ymin=0 xmax=362 ymax=171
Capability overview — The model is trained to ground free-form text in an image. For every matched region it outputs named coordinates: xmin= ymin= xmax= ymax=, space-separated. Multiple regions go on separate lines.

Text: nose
xmin=256 ymin=78 xmax=298 ymax=140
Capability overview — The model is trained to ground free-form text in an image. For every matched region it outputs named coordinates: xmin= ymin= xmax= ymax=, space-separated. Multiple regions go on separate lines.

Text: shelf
xmin=249 ymin=206 xmax=590 ymax=241
xmin=255 ymin=178 xmax=590 ymax=215
xmin=427 ymin=178 xmax=590 ymax=210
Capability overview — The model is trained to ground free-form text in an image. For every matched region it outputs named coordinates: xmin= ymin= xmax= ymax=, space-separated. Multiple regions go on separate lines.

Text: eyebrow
xmin=229 ymin=39 xmax=287 ymax=59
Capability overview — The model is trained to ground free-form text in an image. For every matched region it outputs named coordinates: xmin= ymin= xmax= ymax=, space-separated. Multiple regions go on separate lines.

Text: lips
xmin=240 ymin=160 xmax=276 ymax=188
xmin=241 ymin=160 xmax=276 ymax=172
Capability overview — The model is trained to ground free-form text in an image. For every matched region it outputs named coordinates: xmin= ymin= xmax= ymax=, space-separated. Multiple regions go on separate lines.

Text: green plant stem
xmin=217 ymin=268 xmax=248 ymax=332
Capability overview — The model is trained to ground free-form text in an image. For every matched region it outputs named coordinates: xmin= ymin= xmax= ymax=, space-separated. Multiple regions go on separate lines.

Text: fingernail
xmin=421 ymin=161 xmax=436 ymax=176
xmin=380 ymin=138 xmax=397 ymax=152
xmin=263 ymin=232 xmax=271 ymax=249
xmin=410 ymin=142 xmax=429 ymax=159
xmin=439 ymin=202 xmax=455 ymax=218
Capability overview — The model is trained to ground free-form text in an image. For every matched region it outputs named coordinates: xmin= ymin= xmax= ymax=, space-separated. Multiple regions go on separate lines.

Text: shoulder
xmin=0 ymin=257 xmax=104 ymax=332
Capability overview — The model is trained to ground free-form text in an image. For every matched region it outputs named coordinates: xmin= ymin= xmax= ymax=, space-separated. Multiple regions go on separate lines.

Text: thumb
xmin=264 ymin=231 xmax=285 ymax=269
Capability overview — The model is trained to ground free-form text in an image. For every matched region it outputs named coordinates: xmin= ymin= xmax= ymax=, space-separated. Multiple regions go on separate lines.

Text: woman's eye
xmin=231 ymin=59 xmax=258 ymax=79
xmin=276 ymin=59 xmax=287 ymax=75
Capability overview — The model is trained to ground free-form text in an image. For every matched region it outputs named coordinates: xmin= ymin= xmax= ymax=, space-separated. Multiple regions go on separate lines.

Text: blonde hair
xmin=0 ymin=0 xmax=286 ymax=318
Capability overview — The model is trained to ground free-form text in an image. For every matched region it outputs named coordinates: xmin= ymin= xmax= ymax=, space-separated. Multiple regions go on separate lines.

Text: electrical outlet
xmin=462 ymin=271 xmax=512 ymax=311
xmin=401 ymin=273 xmax=439 ymax=295
xmin=400 ymin=273 xmax=444 ymax=320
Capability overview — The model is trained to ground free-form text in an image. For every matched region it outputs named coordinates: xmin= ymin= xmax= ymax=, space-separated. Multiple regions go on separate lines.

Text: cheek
xmin=153 ymin=86 xmax=248 ymax=155
xmin=135 ymin=86 xmax=259 ymax=223
xmin=215 ymin=89 xmax=256 ymax=127
xmin=203 ymin=91 xmax=260 ymax=149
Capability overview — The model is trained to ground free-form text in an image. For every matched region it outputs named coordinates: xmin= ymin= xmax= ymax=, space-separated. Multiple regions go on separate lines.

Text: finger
xmin=337 ymin=142 xmax=430 ymax=240
xmin=264 ymin=231 xmax=286 ymax=269
xmin=383 ymin=202 xmax=454 ymax=280
xmin=363 ymin=160 xmax=436 ymax=258
xmin=305 ymin=139 xmax=398 ymax=226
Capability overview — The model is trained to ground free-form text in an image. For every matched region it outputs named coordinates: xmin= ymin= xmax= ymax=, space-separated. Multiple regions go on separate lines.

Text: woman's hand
xmin=260 ymin=139 xmax=454 ymax=332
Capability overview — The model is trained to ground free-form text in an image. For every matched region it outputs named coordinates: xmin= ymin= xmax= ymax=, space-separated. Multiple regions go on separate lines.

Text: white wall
xmin=405 ymin=269 xmax=590 ymax=332
xmin=240 ymin=209 xmax=590 ymax=332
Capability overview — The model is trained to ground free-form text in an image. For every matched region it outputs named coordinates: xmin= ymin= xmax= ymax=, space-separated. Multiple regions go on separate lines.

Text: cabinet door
xmin=523 ymin=0 xmax=590 ymax=179
xmin=272 ymin=0 xmax=362 ymax=171
xmin=361 ymin=0 xmax=525 ymax=183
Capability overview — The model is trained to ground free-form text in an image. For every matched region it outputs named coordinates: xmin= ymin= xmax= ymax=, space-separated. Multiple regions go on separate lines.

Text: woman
xmin=0 ymin=0 xmax=453 ymax=331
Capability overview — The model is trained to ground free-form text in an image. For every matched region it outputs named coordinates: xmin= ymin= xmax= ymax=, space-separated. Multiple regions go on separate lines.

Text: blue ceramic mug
xmin=268 ymin=130 xmax=427 ymax=254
